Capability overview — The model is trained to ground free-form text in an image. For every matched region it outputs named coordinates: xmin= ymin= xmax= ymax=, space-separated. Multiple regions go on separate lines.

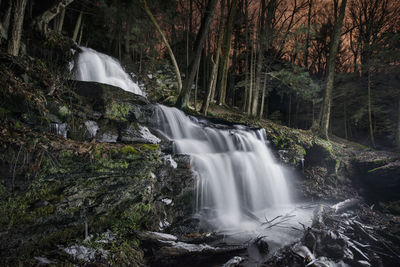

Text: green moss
xmin=112 ymin=202 xmax=152 ymax=234
xmin=109 ymin=240 xmax=144 ymax=266
xmin=121 ymin=145 xmax=139 ymax=155
xmin=58 ymin=105 xmax=71 ymax=119
xmin=95 ymin=158 xmax=129 ymax=172
xmin=368 ymin=167 xmax=381 ymax=173
xmin=107 ymin=101 xmax=131 ymax=122
xmin=139 ymin=144 xmax=160 ymax=151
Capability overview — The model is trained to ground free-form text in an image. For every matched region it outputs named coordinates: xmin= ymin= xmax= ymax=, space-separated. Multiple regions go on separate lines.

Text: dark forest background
xmin=1 ymin=0 xmax=399 ymax=149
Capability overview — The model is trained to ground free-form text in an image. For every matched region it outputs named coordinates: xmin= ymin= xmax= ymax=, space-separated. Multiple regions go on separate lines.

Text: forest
xmin=2 ymin=0 xmax=399 ymax=147
xmin=0 ymin=0 xmax=400 ymax=266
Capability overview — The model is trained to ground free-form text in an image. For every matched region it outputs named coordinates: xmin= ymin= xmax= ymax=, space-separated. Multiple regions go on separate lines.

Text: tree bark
xmin=304 ymin=0 xmax=312 ymax=69
xmin=7 ymin=0 xmax=28 ymax=56
xmin=194 ymin=62 xmax=200 ymax=111
xmin=201 ymin=0 xmax=225 ymax=115
xmin=1 ymin=2 xmax=12 ymax=41
xmin=251 ymin=0 xmax=266 ymax=117
xmin=176 ymin=0 xmax=219 ymax=109
xmin=367 ymin=68 xmax=375 ymax=147
xmin=57 ymin=6 xmax=66 ymax=33
xmin=247 ymin=43 xmax=255 ymax=115
xmin=259 ymin=72 xmax=268 ymax=119
xmin=201 ymin=57 xmax=216 ymax=115
xmin=72 ymin=10 xmax=82 ymax=42
xmin=32 ymin=0 xmax=74 ymax=35
xmin=78 ymin=21 xmax=84 ymax=45
xmin=319 ymin=0 xmax=347 ymax=139
xmin=142 ymin=0 xmax=182 ymax=93
xmin=217 ymin=0 xmax=238 ymax=106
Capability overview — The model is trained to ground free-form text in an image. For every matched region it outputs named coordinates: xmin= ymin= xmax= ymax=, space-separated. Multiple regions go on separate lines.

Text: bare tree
xmin=32 ymin=0 xmax=74 ymax=35
xmin=319 ymin=0 xmax=347 ymax=139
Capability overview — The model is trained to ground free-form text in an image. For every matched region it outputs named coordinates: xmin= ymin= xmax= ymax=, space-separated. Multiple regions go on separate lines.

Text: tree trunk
xmin=209 ymin=2 xmax=225 ymax=106
xmin=367 ymin=68 xmax=375 ymax=147
xmin=251 ymin=0 xmax=266 ymax=117
xmin=247 ymin=43 xmax=255 ymax=115
xmin=319 ymin=0 xmax=347 ymax=139
xmin=295 ymin=98 xmax=300 ymax=128
xmin=259 ymin=72 xmax=268 ymax=119
xmin=1 ymin=2 xmax=12 ymax=41
xmin=304 ymin=0 xmax=312 ymax=69
xmin=57 ymin=7 xmax=66 ymax=33
xmin=194 ymin=62 xmax=200 ymax=111
xmin=7 ymin=0 xmax=27 ymax=56
xmin=242 ymin=0 xmax=249 ymax=112
xmin=72 ymin=10 xmax=82 ymax=42
xmin=142 ymin=0 xmax=182 ymax=93
xmin=176 ymin=0 xmax=219 ymax=109
xmin=217 ymin=0 xmax=238 ymax=106
xmin=32 ymin=0 xmax=74 ymax=35
xmin=78 ymin=20 xmax=84 ymax=45
xmin=201 ymin=57 xmax=216 ymax=115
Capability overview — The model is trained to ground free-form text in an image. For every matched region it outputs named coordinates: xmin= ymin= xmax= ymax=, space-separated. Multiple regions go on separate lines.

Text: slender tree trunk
xmin=367 ymin=68 xmax=375 ymax=147
xmin=72 ymin=10 xmax=82 ymax=42
xmin=201 ymin=57 xmax=216 ymax=115
xmin=217 ymin=0 xmax=238 ymax=106
xmin=251 ymin=0 xmax=266 ymax=117
xmin=142 ymin=0 xmax=182 ymax=93
xmin=304 ymin=0 xmax=312 ymax=69
xmin=247 ymin=43 xmax=255 ymax=115
xmin=57 ymin=7 xmax=65 ymax=33
xmin=295 ymin=98 xmax=300 ymax=128
xmin=259 ymin=72 xmax=268 ymax=119
xmin=243 ymin=0 xmax=249 ymax=112
xmin=194 ymin=62 xmax=200 ymax=111
xmin=78 ymin=21 xmax=83 ymax=45
xmin=1 ymin=2 xmax=12 ymax=41
xmin=209 ymin=3 xmax=225 ymax=106
xmin=176 ymin=0 xmax=219 ymax=109
xmin=319 ymin=0 xmax=347 ymax=139
xmin=32 ymin=0 xmax=74 ymax=35
xmin=7 ymin=0 xmax=28 ymax=56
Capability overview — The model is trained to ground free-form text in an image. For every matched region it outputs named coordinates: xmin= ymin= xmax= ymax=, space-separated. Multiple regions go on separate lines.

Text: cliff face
xmin=0 ymin=47 xmax=195 ymax=265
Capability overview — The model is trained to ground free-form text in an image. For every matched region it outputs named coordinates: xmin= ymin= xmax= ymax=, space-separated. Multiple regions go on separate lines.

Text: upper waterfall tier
xmin=75 ymin=47 xmax=143 ymax=96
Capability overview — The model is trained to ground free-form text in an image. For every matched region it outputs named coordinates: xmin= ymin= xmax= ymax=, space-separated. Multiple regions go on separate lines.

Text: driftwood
xmin=138 ymin=230 xmax=247 ymax=265
xmin=330 ymin=198 xmax=360 ymax=213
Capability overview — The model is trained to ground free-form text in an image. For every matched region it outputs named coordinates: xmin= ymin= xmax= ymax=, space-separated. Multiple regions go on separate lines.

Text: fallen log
xmin=331 ymin=198 xmax=360 ymax=213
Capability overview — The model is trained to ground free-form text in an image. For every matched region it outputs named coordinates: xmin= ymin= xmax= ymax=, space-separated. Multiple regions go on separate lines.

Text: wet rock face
xmin=351 ymin=151 xmax=400 ymax=201
xmin=0 ymin=79 xmax=198 ymax=265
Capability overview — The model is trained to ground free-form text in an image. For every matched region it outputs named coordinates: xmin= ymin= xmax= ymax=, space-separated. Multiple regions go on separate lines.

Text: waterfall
xmin=74 ymin=47 xmax=293 ymax=230
xmin=153 ymin=105 xmax=291 ymax=228
xmin=75 ymin=47 xmax=143 ymax=96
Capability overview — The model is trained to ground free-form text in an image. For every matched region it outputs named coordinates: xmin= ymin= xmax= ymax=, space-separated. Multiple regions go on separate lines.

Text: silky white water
xmin=74 ymin=48 xmax=312 ymax=242
xmin=152 ymin=105 xmax=293 ymax=229
xmin=75 ymin=47 xmax=143 ymax=95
